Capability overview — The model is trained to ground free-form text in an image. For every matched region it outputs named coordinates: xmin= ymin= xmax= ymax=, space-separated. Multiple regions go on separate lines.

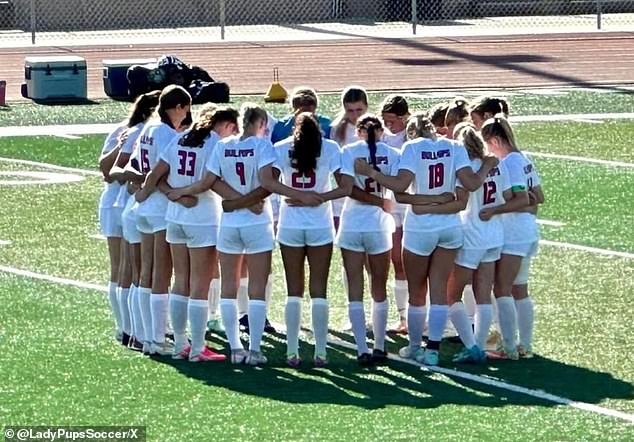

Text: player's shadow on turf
xmin=152 ymin=332 xmax=604 ymax=411
xmin=446 ymin=353 xmax=634 ymax=406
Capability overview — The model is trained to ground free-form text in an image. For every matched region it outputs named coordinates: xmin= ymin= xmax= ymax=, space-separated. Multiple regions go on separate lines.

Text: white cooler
xmin=24 ymin=55 xmax=87 ymax=101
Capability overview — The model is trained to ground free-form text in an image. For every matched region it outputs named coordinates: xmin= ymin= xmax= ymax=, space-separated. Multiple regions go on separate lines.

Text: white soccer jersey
xmin=207 ymin=135 xmax=277 ymax=227
xmin=134 ymin=120 xmax=179 ymax=217
xmin=339 ymin=140 xmax=400 ymax=233
xmin=160 ymin=130 xmax=222 ymax=226
xmin=330 ymin=122 xmax=359 ymax=147
xmin=381 ymin=128 xmax=408 ymax=218
xmin=461 ymin=159 xmax=511 ymax=250
xmin=265 ymin=112 xmax=277 ymax=141
xmin=113 ymin=122 xmax=146 ymax=210
xmin=399 ymin=137 xmax=471 ymax=232
xmin=501 ymin=152 xmax=541 ymax=244
xmin=381 ymin=128 xmax=407 ymax=148
xmin=274 ymin=137 xmax=346 ymax=230
xmin=98 ymin=122 xmax=127 ymax=209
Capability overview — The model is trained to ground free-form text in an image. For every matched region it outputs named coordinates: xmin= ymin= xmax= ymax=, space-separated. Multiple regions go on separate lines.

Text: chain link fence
xmin=1 ymin=1 xmax=633 ymax=45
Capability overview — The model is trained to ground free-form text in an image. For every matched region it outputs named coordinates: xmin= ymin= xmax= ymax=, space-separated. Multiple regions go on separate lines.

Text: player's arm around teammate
xmin=133 ymin=85 xmax=191 ymax=356
xmin=172 ymin=104 xmax=278 ymax=365
xmin=480 ymin=115 xmax=543 ymax=360
xmin=99 ymin=91 xmax=160 ymax=346
xmin=260 ymin=113 xmax=352 ymax=367
xmin=444 ymin=124 xmax=512 ymax=364
xmin=355 ymin=114 xmax=496 ymax=366
xmin=335 ymin=115 xmax=402 ymax=366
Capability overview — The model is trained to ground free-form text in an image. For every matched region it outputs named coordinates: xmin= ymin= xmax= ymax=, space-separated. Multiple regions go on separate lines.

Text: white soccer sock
xmin=237 ymin=277 xmax=249 ymax=317
xmin=265 ymin=274 xmax=273 ymax=313
xmin=449 ymin=302 xmax=476 ymax=349
xmin=515 ymin=297 xmax=534 ymax=349
xmin=407 ymin=305 xmax=427 ymax=349
xmin=132 ymin=286 xmax=144 ymax=342
xmin=393 ymin=279 xmax=408 ymax=320
xmin=188 ymin=299 xmax=208 ymax=355
xmin=496 ymin=296 xmax=518 ymax=350
xmin=428 ymin=304 xmax=449 ymax=343
xmin=474 ymin=304 xmax=493 ymax=349
xmin=139 ymin=287 xmax=153 ymax=344
xmin=463 ymin=284 xmax=477 ymax=323
xmin=311 ymin=298 xmax=329 ymax=356
xmin=372 ymin=300 xmax=389 ymax=351
xmin=348 ymin=302 xmax=369 ymax=355
xmin=118 ymin=287 xmax=132 ymax=335
xmin=220 ymin=298 xmax=242 ymax=350
xmin=169 ymin=293 xmax=189 ymax=348
xmin=151 ymin=293 xmax=169 ymax=344
xmin=248 ymin=300 xmax=267 ymax=352
xmin=208 ymin=278 xmax=221 ymax=319
xmin=128 ymin=285 xmax=137 ymax=338
xmin=108 ymin=282 xmax=123 ymax=334
xmin=285 ymin=296 xmax=302 ymax=355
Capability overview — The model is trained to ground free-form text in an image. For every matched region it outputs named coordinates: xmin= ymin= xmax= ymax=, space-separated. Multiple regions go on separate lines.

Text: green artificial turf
xmin=1 ymin=89 xmax=634 ymax=440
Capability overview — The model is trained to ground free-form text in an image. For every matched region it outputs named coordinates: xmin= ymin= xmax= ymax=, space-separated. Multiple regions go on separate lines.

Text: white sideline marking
xmin=540 ymin=240 xmax=634 ymax=260
xmin=0 ymin=123 xmax=116 ymax=137
xmin=326 ymin=336 xmax=634 ymax=425
xmin=0 ymin=265 xmax=108 ymax=293
xmin=571 ymin=119 xmax=603 ymax=124
xmin=0 ymin=171 xmax=84 ymax=186
xmin=0 ymin=263 xmax=632 ymax=425
xmin=0 ymin=113 xmax=633 ymax=139
xmin=89 ymin=234 xmax=106 ymax=241
xmin=0 ymin=240 xmax=11 ymax=246
xmin=511 ymin=113 xmax=634 ymax=123
xmin=55 ymin=134 xmax=82 ymax=140
xmin=537 ymin=219 xmax=565 ymax=227
xmin=0 ymin=157 xmax=101 ymax=177
xmin=525 ymin=152 xmax=634 ymax=168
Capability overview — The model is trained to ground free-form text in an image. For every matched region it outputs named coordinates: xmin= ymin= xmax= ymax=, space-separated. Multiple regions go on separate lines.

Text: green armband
xmin=511 ymin=185 xmax=526 ymax=192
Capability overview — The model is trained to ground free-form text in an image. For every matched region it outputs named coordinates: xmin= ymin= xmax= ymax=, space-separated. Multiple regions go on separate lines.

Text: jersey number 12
xmin=483 ymin=181 xmax=497 ymax=205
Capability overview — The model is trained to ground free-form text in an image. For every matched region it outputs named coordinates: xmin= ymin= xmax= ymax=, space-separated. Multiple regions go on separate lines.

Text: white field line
xmin=0 ymin=157 xmax=101 ymax=176
xmin=524 ymin=152 xmax=634 ymax=168
xmin=510 ymin=113 xmax=634 ymax=123
xmin=0 ymin=263 xmax=633 ymax=425
xmin=537 ymin=219 xmax=565 ymax=227
xmin=325 ymin=335 xmax=634 ymax=425
xmin=0 ymin=240 xmax=11 ymax=246
xmin=539 ymin=240 xmax=634 ymax=260
xmin=0 ymin=123 xmax=116 ymax=137
xmin=0 ymin=113 xmax=633 ymax=139
xmin=0 ymin=265 xmax=108 ymax=292
xmin=89 ymin=234 xmax=106 ymax=241
xmin=55 ymin=134 xmax=83 ymax=140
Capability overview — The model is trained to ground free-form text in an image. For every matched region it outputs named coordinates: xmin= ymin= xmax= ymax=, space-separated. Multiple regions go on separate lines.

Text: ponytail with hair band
xmin=366 ymin=122 xmax=380 ymax=171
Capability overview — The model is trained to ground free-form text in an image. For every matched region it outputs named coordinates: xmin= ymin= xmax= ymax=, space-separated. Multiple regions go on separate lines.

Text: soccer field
xmin=1 ymin=88 xmax=634 ymax=441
